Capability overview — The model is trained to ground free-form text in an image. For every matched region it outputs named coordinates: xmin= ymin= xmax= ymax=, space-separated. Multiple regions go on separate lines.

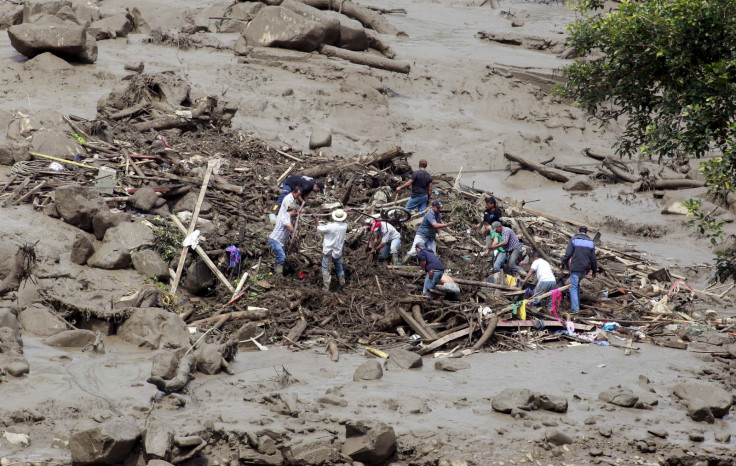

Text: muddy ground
xmin=0 ymin=0 xmax=735 ymax=464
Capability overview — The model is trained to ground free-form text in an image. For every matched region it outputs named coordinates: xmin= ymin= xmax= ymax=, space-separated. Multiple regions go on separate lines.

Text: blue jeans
xmin=275 ymin=183 xmax=293 ymax=210
xmin=406 ymin=195 xmax=429 ymax=212
xmin=532 ymin=280 xmax=557 ymax=307
xmin=322 ymin=255 xmax=344 ymax=277
xmin=570 ymin=272 xmax=585 ymax=312
xmin=493 ymin=248 xmax=523 ymax=275
xmin=379 ymin=238 xmax=401 ymax=260
xmin=423 ymin=270 xmax=444 ymax=296
xmin=268 ymin=238 xmax=286 ymax=264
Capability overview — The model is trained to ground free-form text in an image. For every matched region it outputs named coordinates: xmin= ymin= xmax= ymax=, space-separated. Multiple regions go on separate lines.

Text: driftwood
xmin=302 ymin=146 xmax=404 ymax=178
xmin=418 ymin=327 xmax=470 ymax=355
xmin=147 ymin=353 xmax=196 ymax=393
xmin=603 ymin=157 xmax=639 ymax=183
xmin=472 ymin=314 xmax=499 ymax=350
xmin=504 ymin=152 xmax=571 ymax=183
xmin=132 ymin=96 xmax=216 ymax=132
xmin=189 ymin=307 xmax=269 ymax=327
xmin=583 ymin=147 xmax=610 ymax=161
xmin=412 ymin=304 xmax=439 ymax=340
xmin=516 ymin=219 xmax=558 ymax=269
xmin=286 ymin=319 xmax=308 ymax=343
xmin=318 ymin=45 xmax=410 ymax=73
xmin=299 ymin=0 xmax=403 ymax=35
xmin=365 ymin=29 xmax=396 ymax=58
xmin=397 ymin=307 xmax=435 ymax=341
xmin=327 ymin=339 xmax=339 ymax=361
xmin=645 ymin=179 xmax=705 ymax=190
xmin=391 ymin=269 xmax=517 ymax=291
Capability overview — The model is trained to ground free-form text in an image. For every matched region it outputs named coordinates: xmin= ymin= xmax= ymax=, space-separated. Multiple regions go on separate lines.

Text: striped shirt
xmin=500 ymin=226 xmax=522 ymax=251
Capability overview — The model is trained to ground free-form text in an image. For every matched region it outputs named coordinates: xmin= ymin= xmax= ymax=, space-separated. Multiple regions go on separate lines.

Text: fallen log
xmin=391 ymin=268 xmax=517 ymax=291
xmin=472 ymin=314 xmax=499 ymax=350
xmin=412 ymin=304 xmax=439 ymax=340
xmin=299 ymin=0 xmax=403 ymax=35
xmin=583 ymin=147 xmax=610 ymax=161
xmin=318 ymin=45 xmax=410 ymax=74
xmin=516 ymin=219 xmax=558 ymax=269
xmin=418 ymin=327 xmax=470 ymax=355
xmin=646 ymin=179 xmax=705 ymax=190
xmin=302 ymin=146 xmax=404 ymax=178
xmin=189 ymin=307 xmax=269 ymax=327
xmin=286 ymin=319 xmax=308 ymax=343
xmin=365 ymin=29 xmax=396 ymax=58
xmin=397 ymin=307 xmax=435 ymax=341
xmin=603 ymin=157 xmax=639 ymax=183
xmin=147 ymin=353 xmax=196 ymax=393
xmin=504 ymin=152 xmax=571 ymax=183
xmin=327 ymin=339 xmax=339 ymax=361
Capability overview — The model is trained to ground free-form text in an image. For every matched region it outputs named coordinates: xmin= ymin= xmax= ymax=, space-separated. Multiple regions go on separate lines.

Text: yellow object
xmin=519 ymin=299 xmax=527 ymax=320
xmin=505 ymin=274 xmax=517 ymax=287
xmin=365 ymin=346 xmax=389 ymax=359
xmin=30 ymin=151 xmax=97 ymax=170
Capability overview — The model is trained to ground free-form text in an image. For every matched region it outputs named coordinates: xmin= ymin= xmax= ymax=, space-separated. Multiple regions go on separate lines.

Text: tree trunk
xmin=318 ymin=45 xmax=410 ymax=73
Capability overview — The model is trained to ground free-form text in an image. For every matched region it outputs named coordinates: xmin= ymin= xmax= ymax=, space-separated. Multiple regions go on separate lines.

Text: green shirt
xmin=491 ymin=231 xmax=505 ymax=253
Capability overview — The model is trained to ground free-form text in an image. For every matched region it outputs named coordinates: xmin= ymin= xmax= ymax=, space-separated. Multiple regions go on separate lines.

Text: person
xmin=489 ymin=221 xmax=524 ymax=277
xmin=520 ymin=250 xmax=557 ymax=308
xmin=274 ymin=175 xmax=324 ymax=213
xmin=268 ymin=203 xmax=300 ymax=276
xmin=369 ymin=220 xmax=402 ymax=265
xmin=396 ymin=159 xmax=432 ymax=212
xmin=415 ymin=242 xmax=445 ymax=297
xmin=481 ymin=222 xmax=505 ymax=275
xmin=478 ymin=197 xmax=503 ymax=240
xmin=316 ymin=209 xmax=348 ymax=291
xmin=561 ymin=226 xmax=597 ymax=313
xmin=405 ymin=200 xmax=454 ymax=261
xmin=439 ymin=273 xmax=461 ymax=296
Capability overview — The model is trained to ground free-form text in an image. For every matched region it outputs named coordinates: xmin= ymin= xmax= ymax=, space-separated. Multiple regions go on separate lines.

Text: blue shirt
xmin=416 ymin=248 xmax=444 ymax=272
xmin=416 ymin=209 xmax=441 ymax=241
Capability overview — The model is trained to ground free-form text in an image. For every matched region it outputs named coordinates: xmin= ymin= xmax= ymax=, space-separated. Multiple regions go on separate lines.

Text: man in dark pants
xmin=274 ymin=175 xmax=324 ymax=211
xmin=415 ymin=242 xmax=445 ymax=296
xmin=561 ymin=226 xmax=597 ymax=313
xmin=396 ymin=159 xmax=432 ymax=212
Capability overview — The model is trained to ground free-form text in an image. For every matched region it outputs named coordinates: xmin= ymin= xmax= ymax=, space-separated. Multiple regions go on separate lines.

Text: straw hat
xmin=332 ymin=209 xmax=347 ymax=222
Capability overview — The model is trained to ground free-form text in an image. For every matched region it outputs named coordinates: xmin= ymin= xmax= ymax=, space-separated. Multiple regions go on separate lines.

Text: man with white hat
xmin=315 ymin=209 xmax=348 ymax=291
xmin=369 ymin=220 xmax=402 ymax=265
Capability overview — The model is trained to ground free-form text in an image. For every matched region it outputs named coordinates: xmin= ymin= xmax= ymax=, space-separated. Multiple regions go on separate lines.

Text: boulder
xmin=193 ymin=1 xmax=231 ymax=32
xmin=353 ymin=359 xmax=383 ymax=381
xmin=492 ymin=389 xmax=537 ymax=414
xmin=73 ymin=2 xmax=101 ymax=25
xmin=54 ymin=185 xmax=107 ymax=231
xmin=434 ymin=358 xmax=470 ymax=372
xmin=44 ymin=329 xmax=96 ymax=347
xmin=537 ymin=394 xmax=568 ymax=413
xmin=183 ymin=259 xmax=215 ymax=295
xmin=544 ymin=429 xmax=573 ymax=446
xmin=131 ymin=187 xmax=159 ymax=211
xmin=219 ymin=2 xmax=264 ymax=33
xmin=79 ymin=32 xmax=98 ymax=64
xmin=117 ymin=307 xmax=190 ymax=350
xmin=18 ymin=303 xmax=67 ymax=336
xmin=69 ymin=419 xmax=140 ymax=465
xmin=151 ymin=350 xmax=179 ymax=380
xmin=196 ymin=343 xmax=228 ymax=375
xmin=131 ymin=250 xmax=169 ymax=280
xmin=385 ymin=348 xmax=422 ymax=370
xmin=323 ymin=11 xmax=368 ymax=51
xmin=287 ymin=431 xmax=341 ymax=464
xmin=144 ymin=422 xmax=173 ymax=460
xmin=31 ymin=128 xmax=84 ymax=160
xmin=598 ymin=386 xmax=639 ymax=408
xmin=342 ymin=420 xmax=396 ymax=465
xmin=243 ymin=6 xmax=326 ymax=52
xmin=87 ymin=241 xmax=131 ymax=269
xmin=563 ymin=175 xmax=595 ymax=192
xmin=22 ymin=0 xmax=73 ymax=23
xmin=88 ymin=14 xmax=133 ymax=40
xmin=673 ymin=382 xmax=733 ymax=418
xmin=0 ymin=142 xmax=30 ymax=166
xmin=661 ymin=200 xmax=689 ymax=215
xmin=281 ymin=0 xmax=339 ymax=44
xmin=309 ymin=128 xmax=332 ymax=150
xmin=92 ymin=210 xmax=131 ymax=240
xmin=687 ymin=400 xmax=715 ymax=423
xmin=0 ymin=2 xmax=23 ymax=29
xmin=103 ymin=220 xmax=155 ymax=251
xmin=0 ymin=327 xmax=30 ymax=377
xmin=22 ymin=52 xmax=74 ymax=73
xmin=170 ymin=191 xmax=212 ymax=216
xmin=71 ymin=231 xmax=95 ymax=265
xmin=8 ymin=22 xmax=96 ymax=63
xmin=0 ymin=308 xmax=22 ymax=346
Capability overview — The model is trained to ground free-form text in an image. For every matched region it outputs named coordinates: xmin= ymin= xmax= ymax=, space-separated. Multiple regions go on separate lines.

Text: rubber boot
xmin=322 ymin=272 xmax=331 ymax=291
xmin=338 ymin=275 xmax=345 ymax=287
xmin=275 ymin=264 xmax=283 ymax=276
xmin=391 ymin=252 xmax=399 ymax=266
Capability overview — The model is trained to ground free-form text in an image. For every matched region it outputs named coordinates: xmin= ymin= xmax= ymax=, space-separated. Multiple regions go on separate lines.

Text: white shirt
xmin=380 ymin=222 xmax=401 ymax=244
xmin=279 ymin=193 xmax=298 ymax=218
xmin=269 ymin=211 xmax=292 ymax=246
xmin=530 ymin=258 xmax=555 ymax=283
xmin=317 ymin=222 xmax=347 ymax=258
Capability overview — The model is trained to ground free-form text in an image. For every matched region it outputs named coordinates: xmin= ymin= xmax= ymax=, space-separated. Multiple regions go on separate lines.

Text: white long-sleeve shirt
xmin=317 ymin=222 xmax=347 ymax=258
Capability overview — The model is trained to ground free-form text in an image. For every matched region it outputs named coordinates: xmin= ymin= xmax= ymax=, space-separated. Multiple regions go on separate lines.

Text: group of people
xmin=265 ymin=159 xmax=598 ymax=311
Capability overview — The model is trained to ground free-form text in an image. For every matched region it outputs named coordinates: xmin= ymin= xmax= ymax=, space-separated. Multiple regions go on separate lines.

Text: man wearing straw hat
xmin=316 ymin=209 xmax=348 ymax=291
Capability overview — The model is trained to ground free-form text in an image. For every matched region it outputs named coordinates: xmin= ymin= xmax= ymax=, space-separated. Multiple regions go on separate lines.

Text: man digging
xmin=268 ymin=203 xmax=300 ymax=276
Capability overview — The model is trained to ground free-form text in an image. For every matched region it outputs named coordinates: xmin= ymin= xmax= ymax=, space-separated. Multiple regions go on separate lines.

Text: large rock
xmin=22 ymin=52 xmax=74 ymax=74
xmin=673 ymin=382 xmax=733 ymax=419
xmin=0 ymin=327 xmax=30 ymax=377
xmin=44 ymin=329 xmax=96 ymax=347
xmin=196 ymin=343 xmax=228 ymax=375
xmin=537 ymin=394 xmax=568 ymax=413
xmin=103 ymin=220 xmax=155 ymax=251
xmin=18 ymin=303 xmax=67 ymax=336
xmin=71 ymin=231 xmax=95 ymax=265
xmin=219 ymin=2 xmax=264 ymax=33
xmin=0 ymin=142 xmax=29 ymax=166
xmin=544 ymin=429 xmax=573 ymax=446
xmin=0 ymin=2 xmax=23 ymax=29
xmin=54 ymin=185 xmax=107 ymax=231
xmin=434 ymin=358 xmax=470 ymax=372
xmin=243 ymin=6 xmax=326 ymax=52
xmin=323 ymin=10 xmax=368 ymax=51
xmin=69 ymin=419 xmax=140 ymax=465
xmin=22 ymin=0 xmax=73 ymax=23
xmin=93 ymin=210 xmax=131 ymax=240
xmin=151 ymin=350 xmax=179 ymax=380
xmin=131 ymin=250 xmax=169 ymax=280
xmin=183 ymin=259 xmax=215 ymax=295
xmin=309 ymin=128 xmax=332 ymax=149
xmin=8 ymin=22 xmax=96 ymax=63
xmin=88 ymin=13 xmax=133 ymax=40
xmin=353 ymin=359 xmax=383 ymax=381
xmin=286 ymin=431 xmax=341 ymax=464
xmin=31 ymin=128 xmax=84 ymax=160
xmin=281 ymin=0 xmax=339 ymax=44
xmin=0 ymin=308 xmax=22 ymax=346
xmin=385 ymin=348 xmax=422 ymax=370
xmin=87 ymin=241 xmax=131 ymax=269
xmin=131 ymin=187 xmax=158 ymax=211
xmin=144 ymin=422 xmax=173 ymax=460
xmin=492 ymin=389 xmax=538 ymax=414
xmin=170 ymin=191 xmax=212 ymax=216
xmin=342 ymin=420 xmax=396 ymax=465
xmin=563 ymin=175 xmax=595 ymax=192
xmin=599 ymin=386 xmax=639 ymax=408
xmin=117 ymin=307 xmax=190 ymax=350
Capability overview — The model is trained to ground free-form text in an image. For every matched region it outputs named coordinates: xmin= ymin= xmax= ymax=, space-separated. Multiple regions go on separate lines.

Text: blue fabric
xmin=268 ymin=238 xmax=286 ymax=264
xmin=322 ymin=254 xmax=344 ymax=277
xmin=416 ymin=248 xmax=444 ymax=272
xmin=570 ymin=272 xmax=585 ymax=312
xmin=493 ymin=248 xmax=523 ymax=275
xmin=225 ymin=245 xmax=241 ymax=268
xmin=423 ymin=270 xmax=444 ymax=296
xmin=406 ymin=194 xmax=429 ymax=212
xmin=533 ymin=280 xmax=557 ymax=307
xmin=275 ymin=183 xmax=293 ymax=209
xmin=416 ymin=209 xmax=440 ymax=241
xmin=379 ymin=238 xmax=401 ymax=260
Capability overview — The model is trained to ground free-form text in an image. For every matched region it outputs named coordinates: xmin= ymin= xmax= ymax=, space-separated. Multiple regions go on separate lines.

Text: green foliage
xmin=152 ymin=222 xmax=184 ymax=261
xmin=683 ymin=199 xmax=724 ymax=246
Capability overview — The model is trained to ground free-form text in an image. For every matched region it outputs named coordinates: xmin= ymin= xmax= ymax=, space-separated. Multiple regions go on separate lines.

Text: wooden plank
xmin=418 ymin=328 xmax=470 ymax=355
xmin=497 ymin=320 xmax=593 ymax=331
xmin=412 ymin=304 xmax=438 ymax=340
xmin=397 ymin=307 xmax=434 ymax=341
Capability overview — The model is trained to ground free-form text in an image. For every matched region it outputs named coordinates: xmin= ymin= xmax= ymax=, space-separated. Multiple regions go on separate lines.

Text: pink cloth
xmin=550 ymin=288 xmax=563 ymax=322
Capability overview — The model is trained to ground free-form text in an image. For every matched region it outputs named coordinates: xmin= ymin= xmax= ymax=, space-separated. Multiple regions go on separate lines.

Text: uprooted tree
xmin=558 ymin=0 xmax=736 ymax=281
